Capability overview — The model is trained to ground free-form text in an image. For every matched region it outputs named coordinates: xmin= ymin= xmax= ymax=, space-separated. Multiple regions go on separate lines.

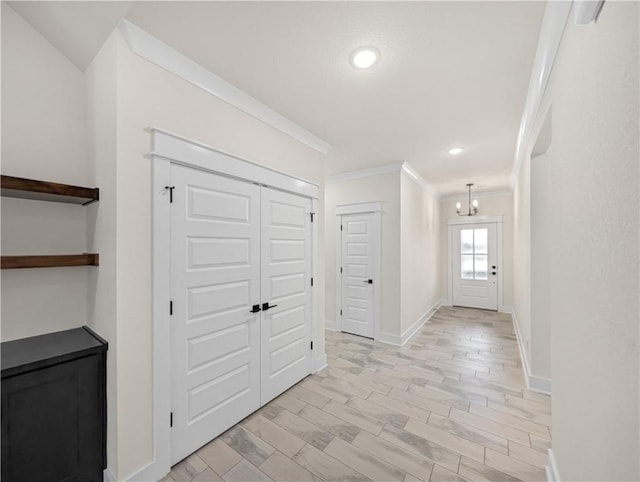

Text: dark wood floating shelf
xmin=1 ymin=254 xmax=99 ymax=270
xmin=1 ymin=175 xmax=99 ymax=205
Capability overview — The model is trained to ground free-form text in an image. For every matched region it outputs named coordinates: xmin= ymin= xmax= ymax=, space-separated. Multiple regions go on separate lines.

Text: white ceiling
xmin=8 ymin=1 xmax=545 ymax=196
xmin=8 ymin=1 xmax=133 ymax=70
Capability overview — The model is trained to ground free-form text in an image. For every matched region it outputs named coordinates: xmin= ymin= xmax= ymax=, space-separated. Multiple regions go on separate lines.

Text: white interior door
xmin=340 ymin=213 xmax=376 ymax=338
xmin=260 ymin=188 xmax=312 ymax=404
xmin=452 ymin=223 xmax=498 ymax=310
xmin=170 ymin=164 xmax=261 ymax=464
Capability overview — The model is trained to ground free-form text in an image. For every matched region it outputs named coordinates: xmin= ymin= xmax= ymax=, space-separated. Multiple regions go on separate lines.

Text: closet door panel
xmin=170 ymin=164 xmax=261 ymax=464
xmin=260 ymin=188 xmax=312 ymax=404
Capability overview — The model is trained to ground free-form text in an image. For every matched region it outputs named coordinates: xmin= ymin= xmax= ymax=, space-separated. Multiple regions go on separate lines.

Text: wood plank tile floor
xmin=162 ymin=306 xmax=551 ymax=482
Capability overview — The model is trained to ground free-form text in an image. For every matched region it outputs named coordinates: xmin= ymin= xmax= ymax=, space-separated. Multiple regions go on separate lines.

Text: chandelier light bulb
xmin=456 ymin=184 xmax=479 ymax=217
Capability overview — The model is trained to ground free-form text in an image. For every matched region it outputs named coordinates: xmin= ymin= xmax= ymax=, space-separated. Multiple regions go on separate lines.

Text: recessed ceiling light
xmin=448 ymin=147 xmax=464 ymax=155
xmin=350 ymin=46 xmax=380 ymax=69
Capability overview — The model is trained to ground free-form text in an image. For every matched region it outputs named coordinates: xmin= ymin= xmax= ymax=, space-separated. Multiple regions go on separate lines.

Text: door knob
xmin=362 ymin=279 xmax=373 ymax=284
xmin=262 ymin=302 xmax=278 ymax=311
xmin=491 ymin=272 xmax=496 ymax=275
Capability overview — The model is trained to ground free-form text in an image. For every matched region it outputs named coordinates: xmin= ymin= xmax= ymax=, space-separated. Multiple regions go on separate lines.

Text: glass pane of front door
xmin=461 ymin=254 xmax=474 ymax=279
xmin=461 ymin=229 xmax=474 ymax=254
xmin=460 ymin=228 xmax=489 ymax=280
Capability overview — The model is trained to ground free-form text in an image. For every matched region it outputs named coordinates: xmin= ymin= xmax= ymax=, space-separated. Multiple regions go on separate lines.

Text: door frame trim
xmin=447 ymin=218 xmax=504 ymax=312
xmin=335 ymin=202 xmax=382 ymax=341
xmin=144 ymin=129 xmax=320 ymax=481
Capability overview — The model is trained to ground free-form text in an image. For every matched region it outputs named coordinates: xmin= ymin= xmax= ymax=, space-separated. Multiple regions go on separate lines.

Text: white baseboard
xmin=324 ymin=320 xmax=338 ymax=332
xmin=379 ymin=301 xmax=442 ymax=347
xmin=438 ymin=298 xmax=452 ymax=307
xmin=401 ymin=304 xmax=438 ymax=344
xmin=103 ymin=468 xmax=116 ymax=482
xmin=377 ymin=331 xmax=403 ymax=346
xmin=314 ymin=353 xmax=328 ymax=373
xmin=530 ymin=374 xmax=552 ymax=394
xmin=510 ymin=309 xmax=552 ymax=395
xmin=125 ymin=460 xmax=165 ymax=482
xmin=546 ymin=449 xmax=561 ymax=482
xmin=510 ymin=308 xmax=531 ymax=384
xmin=501 ymin=304 xmax=514 ymax=314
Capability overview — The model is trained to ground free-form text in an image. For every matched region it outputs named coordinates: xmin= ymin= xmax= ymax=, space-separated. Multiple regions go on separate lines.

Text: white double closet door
xmin=170 ymin=164 xmax=312 ymax=464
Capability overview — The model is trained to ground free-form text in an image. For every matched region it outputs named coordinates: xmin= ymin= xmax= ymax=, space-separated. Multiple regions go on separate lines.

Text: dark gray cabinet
xmin=1 ymin=327 xmax=108 ymax=482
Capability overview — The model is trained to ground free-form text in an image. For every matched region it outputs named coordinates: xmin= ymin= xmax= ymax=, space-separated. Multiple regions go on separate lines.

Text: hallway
xmin=163 ymin=307 xmax=551 ymax=482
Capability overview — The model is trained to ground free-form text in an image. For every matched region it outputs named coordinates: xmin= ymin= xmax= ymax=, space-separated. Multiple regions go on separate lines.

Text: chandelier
xmin=456 ymin=183 xmax=479 ymax=216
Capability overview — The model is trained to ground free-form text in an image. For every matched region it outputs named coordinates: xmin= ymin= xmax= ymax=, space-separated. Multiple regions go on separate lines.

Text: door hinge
xmin=340 ymin=309 xmax=342 ymax=316
xmin=310 ymin=341 xmax=314 ymax=350
xmin=341 ymin=224 xmax=343 ymax=231
xmin=165 ymin=185 xmax=175 ymax=203
xmin=310 ymin=212 xmax=315 ymax=223
xmin=170 ymin=412 xmax=173 ymax=428
xmin=310 ymin=277 xmax=314 ymax=287
xmin=169 ymin=300 xmax=173 ymax=315
xmin=340 ymin=266 xmax=343 ymax=274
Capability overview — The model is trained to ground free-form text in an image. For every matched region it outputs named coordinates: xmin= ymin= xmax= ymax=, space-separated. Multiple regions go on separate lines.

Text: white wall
xmin=1 ymin=3 xmax=89 ymax=341
xmin=546 ymin=2 xmax=639 ymax=480
xmin=513 ymin=156 xmax=532 ymax=366
xmin=400 ymin=170 xmax=441 ymax=335
xmin=87 ymin=31 xmax=326 ymax=479
xmin=512 ymin=88 xmax=553 ymax=386
xmin=530 ymin=149 xmax=551 ymax=378
xmin=325 ymin=166 xmax=441 ymax=343
xmin=440 ymin=192 xmax=514 ymax=310
xmin=86 ymin=34 xmax=120 ymax=477
xmin=325 ymin=172 xmax=401 ymax=335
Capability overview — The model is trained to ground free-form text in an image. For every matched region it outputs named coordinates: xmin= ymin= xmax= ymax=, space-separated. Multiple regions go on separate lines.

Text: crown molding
xmin=574 ymin=0 xmax=604 ymax=25
xmin=326 ymin=161 xmax=405 ymax=184
xmin=510 ymin=1 xmax=571 ymax=189
xmin=440 ymin=188 xmax=513 ymax=201
xmin=447 ymin=215 xmax=503 ymax=226
xmin=327 ymin=161 xmax=439 ymax=197
xmin=400 ymin=162 xmax=438 ymax=197
xmin=118 ymin=19 xmax=332 ymax=155
xmin=336 ymin=201 xmax=382 ymax=215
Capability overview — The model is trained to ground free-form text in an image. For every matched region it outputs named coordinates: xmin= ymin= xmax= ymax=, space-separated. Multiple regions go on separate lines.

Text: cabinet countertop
xmin=1 ymin=326 xmax=108 ymax=378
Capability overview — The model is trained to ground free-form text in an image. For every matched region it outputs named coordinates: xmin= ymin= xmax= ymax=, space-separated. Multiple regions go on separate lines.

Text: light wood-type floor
xmin=162 ymin=307 xmax=551 ymax=482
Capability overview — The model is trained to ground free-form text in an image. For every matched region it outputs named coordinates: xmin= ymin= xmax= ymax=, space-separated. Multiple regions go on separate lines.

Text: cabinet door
xmin=1 ymin=355 xmax=104 ymax=482
xmin=170 ymin=164 xmax=261 ymax=464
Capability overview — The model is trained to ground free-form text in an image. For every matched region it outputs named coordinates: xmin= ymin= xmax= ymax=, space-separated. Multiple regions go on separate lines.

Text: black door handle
xmin=491 ymin=272 xmax=496 ymax=275
xmin=262 ymin=302 xmax=278 ymax=311
xmin=362 ymin=279 xmax=373 ymax=284
xmin=250 ymin=304 xmax=261 ymax=313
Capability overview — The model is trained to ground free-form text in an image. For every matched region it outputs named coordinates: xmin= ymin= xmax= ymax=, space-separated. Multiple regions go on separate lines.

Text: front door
xmin=340 ymin=213 xmax=376 ymax=338
xmin=452 ymin=223 xmax=498 ymax=310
